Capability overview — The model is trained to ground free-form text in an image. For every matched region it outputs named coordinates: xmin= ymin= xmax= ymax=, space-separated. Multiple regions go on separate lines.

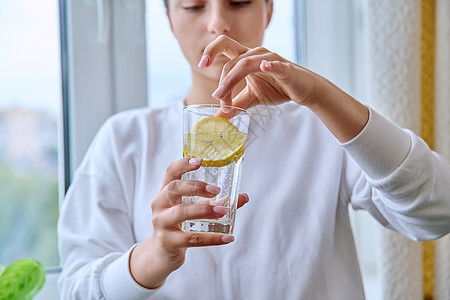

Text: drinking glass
xmin=181 ymin=104 xmax=250 ymax=235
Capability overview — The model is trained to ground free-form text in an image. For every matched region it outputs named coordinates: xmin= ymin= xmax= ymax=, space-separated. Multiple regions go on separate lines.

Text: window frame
xmin=61 ymin=0 xmax=148 ymax=182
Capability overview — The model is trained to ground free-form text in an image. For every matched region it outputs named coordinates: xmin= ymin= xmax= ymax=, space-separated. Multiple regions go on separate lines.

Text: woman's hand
xmin=199 ymin=35 xmax=329 ymax=110
xmin=129 ymin=157 xmax=249 ymax=289
xmin=201 ymin=35 xmax=369 ymax=143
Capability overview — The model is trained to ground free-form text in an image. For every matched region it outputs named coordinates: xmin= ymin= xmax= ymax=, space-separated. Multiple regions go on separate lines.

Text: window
xmin=0 ymin=0 xmax=61 ymax=269
xmin=63 ymin=0 xmax=147 ymax=174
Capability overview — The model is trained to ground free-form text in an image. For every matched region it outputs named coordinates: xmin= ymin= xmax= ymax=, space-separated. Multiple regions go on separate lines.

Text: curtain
xmin=366 ymin=0 xmax=450 ymax=299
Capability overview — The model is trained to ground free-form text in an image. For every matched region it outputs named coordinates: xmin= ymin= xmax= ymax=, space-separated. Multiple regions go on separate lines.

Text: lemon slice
xmin=183 ymin=117 xmax=247 ymax=167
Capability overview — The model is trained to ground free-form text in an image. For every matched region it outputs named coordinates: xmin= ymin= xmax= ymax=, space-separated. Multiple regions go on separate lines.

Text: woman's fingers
xmin=157 ymin=159 xmax=250 ymax=210
xmin=213 ymin=52 xmax=274 ymax=101
xmin=237 ymin=193 xmax=249 ymax=209
xmin=260 ymin=60 xmax=319 ymax=106
xmin=154 ymin=193 xmax=249 ymax=229
xmin=259 ymin=60 xmax=290 ymax=81
xmin=187 ymin=193 xmax=249 ymax=208
xmin=153 ymin=180 xmax=221 ymax=211
xmin=151 ymin=193 xmax=249 ymax=254
xmin=202 ymin=35 xmax=310 ymax=109
xmin=216 ymin=47 xmax=267 ymax=90
xmin=160 ymin=158 xmax=203 ymax=191
xmin=216 ymin=85 xmax=256 ymax=119
xmin=157 ymin=230 xmax=235 ymax=250
xmin=155 ymin=203 xmax=229 ymax=228
xmin=200 ymin=35 xmax=249 ymax=68
xmin=167 ymin=180 xmax=220 ymax=205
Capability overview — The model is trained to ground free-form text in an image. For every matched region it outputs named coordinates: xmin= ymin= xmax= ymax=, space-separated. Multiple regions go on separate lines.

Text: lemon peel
xmin=183 ymin=117 xmax=247 ymax=167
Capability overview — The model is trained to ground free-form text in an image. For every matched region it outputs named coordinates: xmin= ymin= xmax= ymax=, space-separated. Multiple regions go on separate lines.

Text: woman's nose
xmin=207 ymin=7 xmax=231 ymax=34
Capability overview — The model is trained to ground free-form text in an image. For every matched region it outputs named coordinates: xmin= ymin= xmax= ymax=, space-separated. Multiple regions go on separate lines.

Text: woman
xmin=58 ymin=0 xmax=450 ymax=299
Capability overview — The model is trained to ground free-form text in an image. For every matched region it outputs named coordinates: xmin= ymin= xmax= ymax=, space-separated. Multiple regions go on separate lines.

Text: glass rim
xmin=183 ymin=104 xmax=250 ymax=115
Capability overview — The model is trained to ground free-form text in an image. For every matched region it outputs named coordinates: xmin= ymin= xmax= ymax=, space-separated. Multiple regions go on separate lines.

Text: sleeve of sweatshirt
xmin=57 ymin=116 xmax=160 ymax=299
xmin=342 ymin=107 xmax=450 ymax=241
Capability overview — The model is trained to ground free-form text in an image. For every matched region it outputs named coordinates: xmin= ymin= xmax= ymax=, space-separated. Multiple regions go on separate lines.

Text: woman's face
xmin=166 ymin=0 xmax=273 ymax=81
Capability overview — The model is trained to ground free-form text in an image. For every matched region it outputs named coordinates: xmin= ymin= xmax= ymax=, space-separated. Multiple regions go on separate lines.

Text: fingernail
xmin=212 ymin=85 xmax=226 ymax=99
xmin=261 ymin=60 xmax=272 ymax=69
xmin=213 ymin=206 xmax=228 ymax=215
xmin=189 ymin=158 xmax=203 ymax=166
xmin=220 ymin=100 xmax=230 ymax=113
xmin=244 ymin=193 xmax=249 ymax=203
xmin=206 ymin=185 xmax=221 ymax=194
xmin=221 ymin=235 xmax=234 ymax=243
xmin=198 ymin=55 xmax=209 ymax=68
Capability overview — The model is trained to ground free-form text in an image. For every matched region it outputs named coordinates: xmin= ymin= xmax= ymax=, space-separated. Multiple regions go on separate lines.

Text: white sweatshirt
xmin=58 ymin=100 xmax=450 ymax=299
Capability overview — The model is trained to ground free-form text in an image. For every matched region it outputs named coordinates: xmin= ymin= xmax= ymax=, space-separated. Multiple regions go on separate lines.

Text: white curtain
xmin=366 ymin=1 xmax=422 ymax=298
xmin=366 ymin=0 xmax=450 ymax=299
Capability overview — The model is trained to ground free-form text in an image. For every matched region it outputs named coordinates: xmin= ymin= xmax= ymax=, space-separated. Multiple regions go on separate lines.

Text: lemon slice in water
xmin=183 ymin=117 xmax=247 ymax=167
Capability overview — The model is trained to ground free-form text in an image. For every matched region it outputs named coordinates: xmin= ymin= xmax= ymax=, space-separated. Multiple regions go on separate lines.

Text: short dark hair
xmin=163 ymin=0 xmax=271 ymax=10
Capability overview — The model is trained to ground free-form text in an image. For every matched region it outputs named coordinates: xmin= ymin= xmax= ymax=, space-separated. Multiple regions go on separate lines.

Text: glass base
xmin=182 ymin=220 xmax=233 ymax=235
